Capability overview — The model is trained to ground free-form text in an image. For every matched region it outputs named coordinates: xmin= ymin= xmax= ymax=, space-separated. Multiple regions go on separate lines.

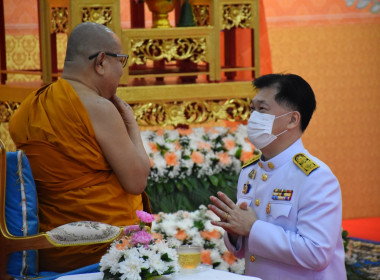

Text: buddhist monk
xmin=9 ymin=22 xmax=151 ymax=272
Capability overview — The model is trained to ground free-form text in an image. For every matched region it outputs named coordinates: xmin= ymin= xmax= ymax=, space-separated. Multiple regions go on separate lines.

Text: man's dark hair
xmin=253 ymin=73 xmax=316 ymax=132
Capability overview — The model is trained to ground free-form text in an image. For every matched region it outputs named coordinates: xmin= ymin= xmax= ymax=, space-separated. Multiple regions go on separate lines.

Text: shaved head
xmin=65 ymin=22 xmax=119 ymax=62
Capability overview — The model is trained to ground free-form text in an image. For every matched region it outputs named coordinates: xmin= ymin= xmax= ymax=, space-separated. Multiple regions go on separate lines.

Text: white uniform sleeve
xmin=224 ymin=232 xmax=245 ymax=258
xmin=247 ymin=167 xmax=342 ymax=270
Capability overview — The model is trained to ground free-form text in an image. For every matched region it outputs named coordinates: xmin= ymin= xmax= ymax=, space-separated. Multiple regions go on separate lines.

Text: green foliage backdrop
xmin=146 ymin=172 xmax=239 ymax=213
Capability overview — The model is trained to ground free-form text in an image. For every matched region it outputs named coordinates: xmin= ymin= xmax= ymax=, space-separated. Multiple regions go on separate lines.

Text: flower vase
xmin=145 ymin=0 xmax=178 ymax=28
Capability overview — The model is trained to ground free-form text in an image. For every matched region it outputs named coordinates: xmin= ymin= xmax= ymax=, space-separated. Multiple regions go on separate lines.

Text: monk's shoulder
xmin=79 ymin=93 xmax=115 ymax=115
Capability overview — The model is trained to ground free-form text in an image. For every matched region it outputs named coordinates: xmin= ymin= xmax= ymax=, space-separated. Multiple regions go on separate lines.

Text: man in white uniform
xmin=208 ymin=74 xmax=346 ymax=280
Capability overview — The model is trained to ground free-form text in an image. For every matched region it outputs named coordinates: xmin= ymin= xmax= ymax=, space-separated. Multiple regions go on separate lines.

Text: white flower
xmin=119 ymin=255 xmax=143 ymax=280
xmin=230 ymin=258 xmax=245 ymax=274
xmin=210 ymin=248 xmax=223 ymax=264
xmin=99 ymin=245 xmax=123 ymax=272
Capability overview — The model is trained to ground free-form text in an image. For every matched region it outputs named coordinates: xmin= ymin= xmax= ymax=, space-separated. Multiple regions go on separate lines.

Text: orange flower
xmin=201 ymin=249 xmax=212 ymax=265
xmin=149 ymin=142 xmax=158 ymax=153
xmin=200 ymin=229 xmax=221 ymax=240
xmin=115 ymin=238 xmax=130 ymax=250
xmin=153 ymin=214 xmax=161 ymax=223
xmin=222 ymin=251 xmax=237 ymax=265
xmin=224 ymin=120 xmax=240 ymax=132
xmin=174 ymin=140 xmax=181 ymax=150
xmin=191 ymin=151 xmax=204 ymax=164
xmin=156 ymin=129 xmax=165 ymax=136
xmin=198 ymin=141 xmax=211 ymax=151
xmin=240 ymin=150 xmax=254 ymax=163
xmin=245 ymin=138 xmax=255 ymax=150
xmin=151 ymin=232 xmax=163 ymax=241
xmin=209 ymin=128 xmax=219 ymax=134
xmin=165 ymin=151 xmax=178 ymax=166
xmin=175 ymin=229 xmax=188 ymax=241
xmin=217 ymin=152 xmax=231 ymax=165
xmin=178 ymin=128 xmax=193 ymax=135
xmin=224 ymin=138 xmax=236 ymax=150
xmin=149 ymin=158 xmax=155 ymax=167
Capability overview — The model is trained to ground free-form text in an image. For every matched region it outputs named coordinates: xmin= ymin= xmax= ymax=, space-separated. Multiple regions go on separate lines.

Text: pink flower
xmin=123 ymin=225 xmax=140 ymax=235
xmin=136 ymin=210 xmax=155 ymax=223
xmin=131 ymin=230 xmax=153 ymax=246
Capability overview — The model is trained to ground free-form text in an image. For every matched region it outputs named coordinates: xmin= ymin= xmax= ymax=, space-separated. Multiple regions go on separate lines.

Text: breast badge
xmin=272 ymin=189 xmax=293 ymax=201
xmin=266 ymin=202 xmax=271 ymax=214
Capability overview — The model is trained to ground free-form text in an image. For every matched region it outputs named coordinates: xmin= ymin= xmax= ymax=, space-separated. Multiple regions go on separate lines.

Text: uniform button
xmin=258 ymin=162 xmax=263 ymax=168
xmin=261 ymin=174 xmax=268 ymax=181
xmin=268 ymin=162 xmax=274 ymax=169
xmin=255 ymin=199 xmax=260 ymax=206
xmin=250 ymin=255 xmax=256 ymax=262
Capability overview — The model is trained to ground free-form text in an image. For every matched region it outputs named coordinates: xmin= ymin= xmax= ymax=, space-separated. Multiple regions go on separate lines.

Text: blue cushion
xmin=5 ymin=150 xmax=39 ymax=277
xmin=12 ymin=263 xmax=101 ymax=280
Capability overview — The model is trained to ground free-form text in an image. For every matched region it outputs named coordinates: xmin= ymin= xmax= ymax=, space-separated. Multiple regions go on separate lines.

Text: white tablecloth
xmin=56 ymin=265 xmax=261 ymax=280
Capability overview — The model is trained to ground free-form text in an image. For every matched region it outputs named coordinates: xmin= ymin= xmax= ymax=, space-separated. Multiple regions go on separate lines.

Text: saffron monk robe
xmin=9 ymin=22 xmax=151 ymax=272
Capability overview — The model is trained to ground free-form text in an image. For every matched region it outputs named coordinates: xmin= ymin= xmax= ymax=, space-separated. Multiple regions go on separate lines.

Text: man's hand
xmin=110 ymin=95 xmax=136 ymax=128
xmin=208 ymin=191 xmax=258 ymax=237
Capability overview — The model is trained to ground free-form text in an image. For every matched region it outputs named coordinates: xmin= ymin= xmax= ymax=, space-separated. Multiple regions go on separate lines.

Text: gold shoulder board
xmin=293 ymin=153 xmax=319 ymax=175
xmin=242 ymin=152 xmax=261 ymax=169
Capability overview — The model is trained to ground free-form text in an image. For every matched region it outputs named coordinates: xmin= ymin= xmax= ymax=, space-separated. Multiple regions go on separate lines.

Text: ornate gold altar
xmin=0 ymin=0 xmax=260 ymax=150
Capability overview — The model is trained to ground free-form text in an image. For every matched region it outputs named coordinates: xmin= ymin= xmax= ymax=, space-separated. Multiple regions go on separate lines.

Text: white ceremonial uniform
xmin=224 ymin=138 xmax=346 ymax=280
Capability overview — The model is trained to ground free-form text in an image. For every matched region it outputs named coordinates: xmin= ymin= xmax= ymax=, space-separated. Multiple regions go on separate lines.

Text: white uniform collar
xmin=258 ymin=138 xmax=303 ymax=172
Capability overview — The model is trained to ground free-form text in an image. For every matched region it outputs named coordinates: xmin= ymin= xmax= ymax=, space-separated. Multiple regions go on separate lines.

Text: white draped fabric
xmin=56 ymin=265 xmax=262 ymax=280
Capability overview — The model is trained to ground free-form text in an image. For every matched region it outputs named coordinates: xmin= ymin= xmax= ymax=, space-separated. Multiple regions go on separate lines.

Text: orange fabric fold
xmin=9 ymin=79 xmax=143 ymax=272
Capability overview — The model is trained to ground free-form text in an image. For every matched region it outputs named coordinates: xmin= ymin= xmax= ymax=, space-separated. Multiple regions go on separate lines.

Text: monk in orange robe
xmin=9 ymin=22 xmax=151 ymax=272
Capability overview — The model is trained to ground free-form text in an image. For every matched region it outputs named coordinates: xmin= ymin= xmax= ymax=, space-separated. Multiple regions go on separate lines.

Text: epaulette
xmin=242 ymin=150 xmax=261 ymax=169
xmin=293 ymin=153 xmax=319 ymax=175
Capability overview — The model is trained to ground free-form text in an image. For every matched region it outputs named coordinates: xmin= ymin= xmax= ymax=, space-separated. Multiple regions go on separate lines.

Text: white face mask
xmin=247 ymin=111 xmax=292 ymax=149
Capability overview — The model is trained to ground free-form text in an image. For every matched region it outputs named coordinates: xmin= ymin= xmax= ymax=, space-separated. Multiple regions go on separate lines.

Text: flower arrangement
xmin=100 ymin=210 xmax=179 ymax=280
xmin=142 ymin=124 xmax=256 ymax=213
xmin=151 ymin=205 xmax=245 ymax=274
xmin=142 ymin=125 xmax=254 ymax=183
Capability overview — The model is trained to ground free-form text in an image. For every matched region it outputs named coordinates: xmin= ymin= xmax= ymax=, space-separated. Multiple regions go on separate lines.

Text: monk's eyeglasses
xmin=88 ymin=52 xmax=129 ymax=68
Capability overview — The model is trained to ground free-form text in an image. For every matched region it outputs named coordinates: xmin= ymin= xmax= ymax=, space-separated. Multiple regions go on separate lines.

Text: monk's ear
xmin=287 ymin=111 xmax=301 ymax=130
xmin=95 ymin=53 xmax=106 ymax=75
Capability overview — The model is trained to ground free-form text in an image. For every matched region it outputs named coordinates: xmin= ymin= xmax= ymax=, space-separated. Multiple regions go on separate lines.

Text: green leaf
xmin=181 ymin=178 xmax=193 ymax=191
xmin=193 ymin=220 xmax=205 ymax=231
xmin=209 ymin=175 xmax=219 ymax=186
xmin=164 ymin=182 xmax=173 ymax=193
xmin=175 ymin=181 xmax=183 ymax=191
xmin=212 ymin=262 xmax=221 ymax=269
xmin=235 ymin=147 xmax=242 ymax=158
xmin=161 ymin=252 xmax=169 ymax=261
xmin=157 ymin=183 xmax=164 ymax=195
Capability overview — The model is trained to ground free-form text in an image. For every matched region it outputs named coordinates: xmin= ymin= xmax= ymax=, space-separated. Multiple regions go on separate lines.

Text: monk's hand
xmin=110 ymin=95 xmax=136 ymax=127
xmin=208 ymin=191 xmax=257 ymax=237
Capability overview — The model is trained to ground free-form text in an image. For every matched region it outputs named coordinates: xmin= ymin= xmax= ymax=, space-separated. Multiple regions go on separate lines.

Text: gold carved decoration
xmin=130 ymin=38 xmax=207 ymax=65
xmin=192 ymin=5 xmax=210 ymax=26
xmin=131 ymin=98 xmax=251 ymax=127
xmin=51 ymin=7 xmax=69 ymax=33
xmin=222 ymin=4 xmax=253 ymax=29
xmin=81 ymin=7 xmax=113 ymax=26
xmin=1 ymin=99 xmax=251 ymax=127
xmin=0 ymin=101 xmax=20 ymax=123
